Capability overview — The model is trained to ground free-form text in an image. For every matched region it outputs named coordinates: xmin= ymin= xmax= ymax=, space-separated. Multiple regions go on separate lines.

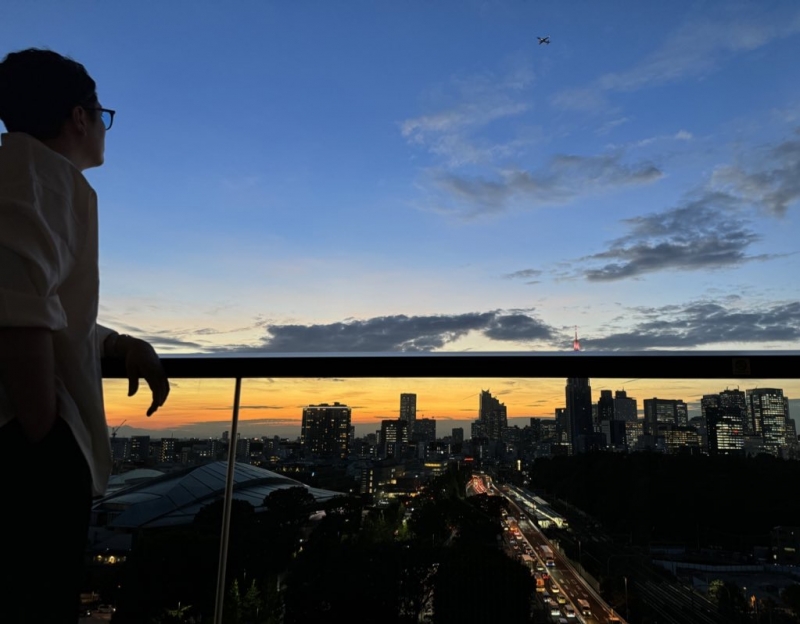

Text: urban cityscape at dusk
xmin=3 ymin=0 xmax=800 ymax=622
xmin=94 ymin=378 xmax=800 ymax=623
xmin=109 ymin=382 xmax=799 ymax=467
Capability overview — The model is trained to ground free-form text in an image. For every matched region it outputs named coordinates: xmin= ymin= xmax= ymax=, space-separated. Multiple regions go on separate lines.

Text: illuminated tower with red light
xmin=573 ymin=326 xmax=581 ymax=351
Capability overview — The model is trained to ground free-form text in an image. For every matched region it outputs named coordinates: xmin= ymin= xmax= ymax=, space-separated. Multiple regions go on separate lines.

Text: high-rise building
xmin=110 ymin=437 xmax=130 ymax=463
xmin=703 ymin=390 xmax=746 ymax=455
xmin=130 ymin=435 xmax=151 ymax=462
xmin=380 ymin=419 xmax=409 ymax=459
xmin=529 ymin=418 xmax=543 ymax=443
xmin=664 ymin=426 xmax=701 ymax=454
xmin=566 ymin=378 xmax=597 ymax=454
xmin=747 ymin=388 xmax=789 ymax=453
xmin=788 ymin=418 xmax=798 ymax=446
xmin=451 ymin=427 xmax=464 ymax=444
xmin=400 ymin=393 xmax=417 ymax=432
xmin=597 ymin=390 xmax=626 ymax=449
xmin=236 ymin=438 xmax=251 ymax=464
xmin=598 ymin=390 xmax=614 ymax=422
xmin=160 ymin=438 xmax=176 ymax=463
xmin=625 ymin=419 xmax=643 ymax=449
xmin=555 ymin=407 xmax=569 ymax=445
xmin=643 ymin=398 xmax=688 ymax=434
xmin=477 ymin=390 xmax=507 ymax=441
xmin=613 ymin=390 xmax=638 ymax=422
xmin=414 ymin=418 xmax=436 ymax=445
xmin=301 ymin=402 xmax=352 ymax=459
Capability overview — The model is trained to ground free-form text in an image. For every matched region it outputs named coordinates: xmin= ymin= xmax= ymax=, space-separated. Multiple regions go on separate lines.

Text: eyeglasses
xmin=86 ymin=107 xmax=116 ymax=130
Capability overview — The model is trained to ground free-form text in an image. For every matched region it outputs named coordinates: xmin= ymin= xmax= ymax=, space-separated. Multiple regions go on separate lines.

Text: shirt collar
xmin=1 ymin=131 xmax=82 ymax=172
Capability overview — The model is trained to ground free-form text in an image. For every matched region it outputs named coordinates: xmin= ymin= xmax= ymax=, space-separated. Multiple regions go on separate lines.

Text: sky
xmin=3 ymin=1 xmax=800 ymax=438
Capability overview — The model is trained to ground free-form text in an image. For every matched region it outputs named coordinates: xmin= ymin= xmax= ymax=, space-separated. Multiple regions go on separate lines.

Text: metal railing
xmin=101 ymin=350 xmax=800 ymax=380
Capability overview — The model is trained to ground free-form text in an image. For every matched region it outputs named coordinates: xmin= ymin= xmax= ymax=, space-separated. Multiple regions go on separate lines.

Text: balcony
xmin=92 ymin=351 xmax=800 ymax=624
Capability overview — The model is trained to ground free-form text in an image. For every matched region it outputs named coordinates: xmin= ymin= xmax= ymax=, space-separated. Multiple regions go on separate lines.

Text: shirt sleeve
xmin=0 ymin=191 xmax=74 ymax=331
xmin=95 ymin=324 xmax=117 ymax=358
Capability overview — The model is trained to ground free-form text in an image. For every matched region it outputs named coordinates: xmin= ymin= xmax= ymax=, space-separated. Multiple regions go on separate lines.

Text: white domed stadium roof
xmin=94 ymin=461 xmax=344 ymax=529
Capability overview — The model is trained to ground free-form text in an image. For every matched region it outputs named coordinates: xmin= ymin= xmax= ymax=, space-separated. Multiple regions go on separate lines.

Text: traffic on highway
xmin=470 ymin=473 xmax=625 ymax=624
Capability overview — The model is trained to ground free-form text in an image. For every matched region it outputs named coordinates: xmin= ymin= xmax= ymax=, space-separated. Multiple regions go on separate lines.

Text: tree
xmin=262 ymin=486 xmax=315 ymax=529
xmin=157 ymin=602 xmax=193 ymax=624
xmin=709 ymin=579 xmax=749 ymax=622
xmin=433 ymin=544 xmax=532 ymax=623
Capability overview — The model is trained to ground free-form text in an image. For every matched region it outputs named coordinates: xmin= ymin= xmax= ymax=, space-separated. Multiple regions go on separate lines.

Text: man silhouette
xmin=0 ymin=48 xmax=170 ymax=622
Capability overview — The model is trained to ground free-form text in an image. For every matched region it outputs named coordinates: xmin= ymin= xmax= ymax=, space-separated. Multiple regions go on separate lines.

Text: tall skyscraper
xmin=703 ymin=390 xmax=746 ymax=455
xmin=477 ymin=390 xmax=507 ymax=441
xmin=566 ymin=378 xmax=597 ymax=454
xmin=597 ymin=390 xmax=626 ymax=449
xmin=400 ymin=393 xmax=417 ymax=432
xmin=598 ymin=390 xmax=614 ymax=422
xmin=613 ymin=390 xmax=638 ymax=422
xmin=451 ymin=427 xmax=464 ymax=444
xmin=380 ymin=419 xmax=409 ymax=459
xmin=301 ymin=402 xmax=352 ymax=459
xmin=747 ymin=388 xmax=789 ymax=453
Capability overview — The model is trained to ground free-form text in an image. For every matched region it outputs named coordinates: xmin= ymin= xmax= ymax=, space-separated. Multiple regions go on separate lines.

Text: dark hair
xmin=0 ymin=48 xmax=97 ymax=141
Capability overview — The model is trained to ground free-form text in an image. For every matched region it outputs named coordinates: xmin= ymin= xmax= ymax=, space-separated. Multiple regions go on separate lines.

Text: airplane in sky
xmin=537 ymin=36 xmax=550 ymax=45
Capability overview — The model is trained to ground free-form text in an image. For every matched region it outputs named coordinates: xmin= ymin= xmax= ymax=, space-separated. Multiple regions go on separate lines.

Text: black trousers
xmin=0 ymin=417 xmax=92 ymax=624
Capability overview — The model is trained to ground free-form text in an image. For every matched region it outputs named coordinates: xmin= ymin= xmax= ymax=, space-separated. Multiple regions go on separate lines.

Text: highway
xmin=470 ymin=473 xmax=623 ymax=623
xmin=481 ymin=476 xmax=729 ymax=624
xmin=506 ymin=504 xmax=622 ymax=623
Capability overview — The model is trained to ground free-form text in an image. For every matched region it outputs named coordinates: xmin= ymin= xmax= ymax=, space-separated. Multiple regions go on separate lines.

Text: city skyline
xmin=102 ymin=377 xmax=799 ymax=440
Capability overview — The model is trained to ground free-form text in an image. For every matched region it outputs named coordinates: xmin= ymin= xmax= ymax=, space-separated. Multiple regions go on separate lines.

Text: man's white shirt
xmin=0 ymin=132 xmax=113 ymax=496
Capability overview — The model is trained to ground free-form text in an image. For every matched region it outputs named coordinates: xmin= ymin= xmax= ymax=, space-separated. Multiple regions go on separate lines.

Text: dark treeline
xmin=529 ymin=452 xmax=800 ymax=551
xmin=110 ymin=468 xmax=534 ymax=623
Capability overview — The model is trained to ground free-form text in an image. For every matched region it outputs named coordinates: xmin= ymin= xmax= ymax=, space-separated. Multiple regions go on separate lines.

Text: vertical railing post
xmin=213 ymin=376 xmax=242 ymax=624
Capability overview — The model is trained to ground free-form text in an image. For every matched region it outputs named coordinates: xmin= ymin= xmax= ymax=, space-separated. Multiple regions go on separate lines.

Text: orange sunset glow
xmin=102 ymin=376 xmax=800 ymax=439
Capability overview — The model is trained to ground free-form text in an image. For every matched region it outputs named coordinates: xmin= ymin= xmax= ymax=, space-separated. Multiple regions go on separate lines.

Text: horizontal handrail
xmin=100 ymin=351 xmax=800 ymax=379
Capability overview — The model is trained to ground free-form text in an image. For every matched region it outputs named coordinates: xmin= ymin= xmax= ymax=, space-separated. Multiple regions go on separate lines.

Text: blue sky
xmin=4 ymin=0 xmax=800 ymax=356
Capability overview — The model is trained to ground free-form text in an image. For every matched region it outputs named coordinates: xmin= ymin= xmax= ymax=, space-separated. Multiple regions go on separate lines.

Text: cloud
xmin=584 ymin=300 xmax=800 ymax=350
xmin=217 ymin=311 xmax=559 ymax=353
xmin=633 ymin=130 xmax=693 ymax=148
xmin=711 ymin=133 xmax=800 ymax=217
xmin=433 ymin=152 xmax=662 ymax=217
xmin=504 ymin=269 xmax=543 ymax=280
xmin=596 ymin=117 xmax=630 ymax=136
xmin=603 ymin=130 xmax=694 ymax=152
xmin=206 ymin=405 xmax=284 ymax=411
xmin=96 ymin=318 xmax=272 ymax=354
xmin=401 ymin=101 xmax=528 ymax=143
xmin=581 ymin=192 xmax=765 ymax=281
xmin=127 ymin=333 xmax=206 ymax=352
xmin=553 ymin=6 xmax=800 ymax=110
xmin=574 ymin=131 xmax=800 ymax=280
xmin=401 ymin=66 xmax=534 ymax=166
xmin=483 ymin=314 xmax=553 ymax=342
xmin=169 ymin=417 xmax=301 ymax=428
xmin=188 ymin=323 xmax=267 ymax=336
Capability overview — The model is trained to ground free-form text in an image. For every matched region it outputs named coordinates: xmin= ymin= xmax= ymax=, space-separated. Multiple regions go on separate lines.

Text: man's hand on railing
xmin=105 ymin=333 xmax=170 ymax=416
